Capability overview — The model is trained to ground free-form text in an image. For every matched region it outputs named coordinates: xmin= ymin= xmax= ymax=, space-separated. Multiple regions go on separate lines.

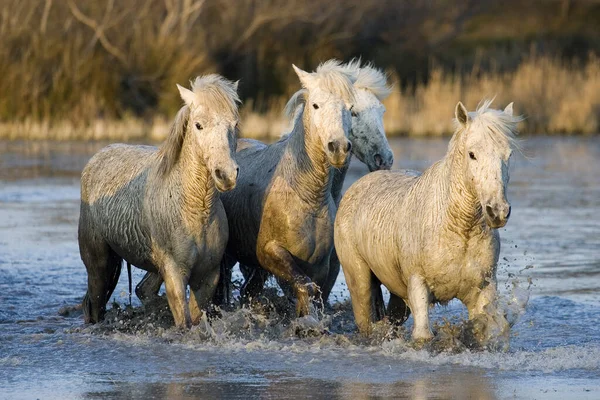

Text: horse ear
xmin=292 ymin=64 xmax=314 ymax=89
xmin=177 ymin=84 xmax=196 ymax=107
xmin=455 ymin=101 xmax=470 ymax=127
xmin=233 ymin=80 xmax=240 ymax=92
xmin=504 ymin=102 xmax=514 ymax=116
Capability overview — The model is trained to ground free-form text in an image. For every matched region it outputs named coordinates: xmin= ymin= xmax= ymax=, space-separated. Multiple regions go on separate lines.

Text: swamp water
xmin=0 ymin=137 xmax=599 ymax=399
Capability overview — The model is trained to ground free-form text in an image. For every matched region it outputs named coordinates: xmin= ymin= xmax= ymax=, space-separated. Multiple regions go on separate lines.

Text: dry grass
xmin=1 ymin=1 xmax=599 ymax=140
xmin=382 ymin=55 xmax=600 ymax=136
xmin=2 ymin=56 xmax=598 ymax=140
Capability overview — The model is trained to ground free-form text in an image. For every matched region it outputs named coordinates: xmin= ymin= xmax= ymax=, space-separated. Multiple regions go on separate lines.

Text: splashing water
xmin=1 ymin=137 xmax=600 ymax=399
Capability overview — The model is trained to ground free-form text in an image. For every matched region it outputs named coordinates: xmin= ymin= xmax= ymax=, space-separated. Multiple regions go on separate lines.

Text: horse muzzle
xmin=484 ymin=202 xmax=511 ymax=228
xmin=213 ymin=166 xmax=239 ymax=192
xmin=369 ymin=151 xmax=394 ymax=172
xmin=327 ymin=139 xmax=352 ymax=168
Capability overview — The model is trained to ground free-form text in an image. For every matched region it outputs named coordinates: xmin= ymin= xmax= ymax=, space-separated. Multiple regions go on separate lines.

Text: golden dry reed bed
xmin=1 ymin=56 xmax=599 ymax=141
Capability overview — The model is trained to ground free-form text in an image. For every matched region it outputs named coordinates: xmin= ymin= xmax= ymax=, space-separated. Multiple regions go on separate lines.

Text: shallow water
xmin=0 ymin=137 xmax=599 ymax=399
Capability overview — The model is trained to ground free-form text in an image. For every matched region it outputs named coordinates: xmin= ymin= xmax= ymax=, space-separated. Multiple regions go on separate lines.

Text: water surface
xmin=0 ymin=137 xmax=599 ymax=399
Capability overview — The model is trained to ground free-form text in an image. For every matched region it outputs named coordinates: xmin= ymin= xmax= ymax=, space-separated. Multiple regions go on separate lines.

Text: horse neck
xmin=177 ymin=134 xmax=218 ymax=224
xmin=284 ymin=110 xmax=333 ymax=208
xmin=438 ymin=134 xmax=483 ymax=236
xmin=331 ymin=161 xmax=349 ymax=206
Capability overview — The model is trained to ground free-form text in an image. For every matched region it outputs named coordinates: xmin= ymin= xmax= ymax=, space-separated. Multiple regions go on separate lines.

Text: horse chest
xmin=423 ymin=234 xmax=498 ymax=301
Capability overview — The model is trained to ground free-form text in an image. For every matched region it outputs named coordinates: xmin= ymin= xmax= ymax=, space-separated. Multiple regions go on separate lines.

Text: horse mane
xmin=343 ymin=58 xmax=392 ymax=101
xmin=158 ymin=74 xmax=241 ymax=175
xmin=158 ymin=105 xmax=190 ymax=175
xmin=284 ymin=89 xmax=307 ymax=119
xmin=451 ymin=99 xmax=523 ymax=153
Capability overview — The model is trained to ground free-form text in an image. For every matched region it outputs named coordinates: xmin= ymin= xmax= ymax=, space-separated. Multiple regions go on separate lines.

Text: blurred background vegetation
xmin=1 ymin=0 xmax=599 ymax=139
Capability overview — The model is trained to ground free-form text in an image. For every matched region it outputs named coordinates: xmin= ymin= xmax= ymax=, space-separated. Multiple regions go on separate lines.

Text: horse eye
xmin=195 ymin=122 xmax=203 ymax=130
xmin=312 ymin=103 xmax=319 ymax=110
xmin=469 ymin=151 xmax=477 ymax=160
xmin=351 ymin=110 xmax=357 ymax=117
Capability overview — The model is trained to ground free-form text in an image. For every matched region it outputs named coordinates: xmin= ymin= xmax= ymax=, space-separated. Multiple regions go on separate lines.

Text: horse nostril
xmin=236 ymin=167 xmax=240 ymax=177
xmin=346 ymin=141 xmax=352 ymax=153
xmin=506 ymin=205 xmax=511 ymax=220
xmin=328 ymin=141 xmax=338 ymax=154
xmin=374 ymin=154 xmax=383 ymax=167
xmin=485 ymin=205 xmax=495 ymax=218
xmin=215 ymin=168 xmax=224 ymax=181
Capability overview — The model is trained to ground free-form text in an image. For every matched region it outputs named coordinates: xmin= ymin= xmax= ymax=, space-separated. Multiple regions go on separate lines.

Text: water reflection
xmin=81 ymin=373 xmax=496 ymax=399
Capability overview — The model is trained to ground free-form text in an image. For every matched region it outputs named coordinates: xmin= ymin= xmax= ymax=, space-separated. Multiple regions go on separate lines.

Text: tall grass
xmin=0 ymin=0 xmax=598 ymax=139
xmin=2 ymin=55 xmax=597 ymax=140
xmin=382 ymin=55 xmax=600 ymax=136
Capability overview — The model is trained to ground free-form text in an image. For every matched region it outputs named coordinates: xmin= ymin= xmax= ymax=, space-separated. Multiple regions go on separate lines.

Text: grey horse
xmin=79 ymin=75 xmax=240 ymax=328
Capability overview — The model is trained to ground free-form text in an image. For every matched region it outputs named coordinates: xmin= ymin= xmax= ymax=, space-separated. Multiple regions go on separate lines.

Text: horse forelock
xmin=343 ymin=58 xmax=392 ymax=101
xmin=190 ymin=74 xmax=241 ymax=120
xmin=313 ymin=59 xmax=357 ymax=105
xmin=158 ymin=105 xmax=190 ymax=175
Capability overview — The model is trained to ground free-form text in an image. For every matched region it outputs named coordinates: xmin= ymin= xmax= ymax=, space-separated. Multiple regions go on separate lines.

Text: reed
xmin=382 ymin=55 xmax=600 ymax=136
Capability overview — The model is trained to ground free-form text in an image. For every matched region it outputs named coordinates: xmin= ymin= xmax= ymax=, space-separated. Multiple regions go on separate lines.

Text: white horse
xmin=335 ymin=100 xmax=520 ymax=349
xmin=79 ymin=75 xmax=240 ymax=328
xmin=219 ymin=61 xmax=355 ymax=317
xmin=235 ymin=59 xmax=394 ymax=304
xmin=135 ymin=61 xmax=378 ymax=309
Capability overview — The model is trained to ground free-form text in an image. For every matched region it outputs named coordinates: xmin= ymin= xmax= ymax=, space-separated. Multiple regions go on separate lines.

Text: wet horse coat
xmin=335 ymin=100 xmax=520 ymax=349
xmin=79 ymin=75 xmax=240 ymax=328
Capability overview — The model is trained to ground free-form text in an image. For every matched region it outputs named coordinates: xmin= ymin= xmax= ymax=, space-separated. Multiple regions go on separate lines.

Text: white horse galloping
xmin=335 ymin=100 xmax=520 ymax=349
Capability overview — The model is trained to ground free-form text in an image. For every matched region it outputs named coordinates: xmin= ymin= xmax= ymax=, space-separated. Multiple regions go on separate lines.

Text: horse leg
xmin=320 ymin=248 xmax=341 ymax=305
xmin=212 ymin=254 xmax=236 ymax=307
xmin=336 ymin=249 xmax=375 ymax=335
xmin=407 ymin=275 xmax=433 ymax=341
xmin=135 ymin=272 xmax=163 ymax=304
xmin=461 ymin=282 xmax=509 ymax=349
xmin=240 ymin=266 xmax=269 ymax=303
xmin=371 ymin=274 xmax=386 ymax=322
xmin=258 ymin=241 xmax=318 ymax=317
xmin=387 ymin=293 xmax=411 ymax=325
xmin=189 ymin=267 xmax=221 ymax=325
xmin=161 ymin=260 xmax=191 ymax=328
xmin=80 ymin=238 xmax=122 ymax=324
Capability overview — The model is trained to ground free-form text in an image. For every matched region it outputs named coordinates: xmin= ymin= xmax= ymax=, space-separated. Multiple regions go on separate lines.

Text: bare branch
xmin=67 ymin=0 xmax=129 ymax=66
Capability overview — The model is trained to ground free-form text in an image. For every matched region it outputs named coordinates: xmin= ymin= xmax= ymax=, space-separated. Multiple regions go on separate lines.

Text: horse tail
xmin=127 ymin=262 xmax=132 ymax=306
xmin=82 ymin=292 xmax=92 ymax=323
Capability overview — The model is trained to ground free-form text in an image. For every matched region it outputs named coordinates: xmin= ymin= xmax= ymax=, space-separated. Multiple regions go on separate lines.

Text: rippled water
xmin=1 ymin=137 xmax=599 ymax=399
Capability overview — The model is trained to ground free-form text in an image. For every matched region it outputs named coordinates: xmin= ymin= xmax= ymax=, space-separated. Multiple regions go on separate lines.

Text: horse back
xmin=79 ymin=144 xmax=157 ymax=267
